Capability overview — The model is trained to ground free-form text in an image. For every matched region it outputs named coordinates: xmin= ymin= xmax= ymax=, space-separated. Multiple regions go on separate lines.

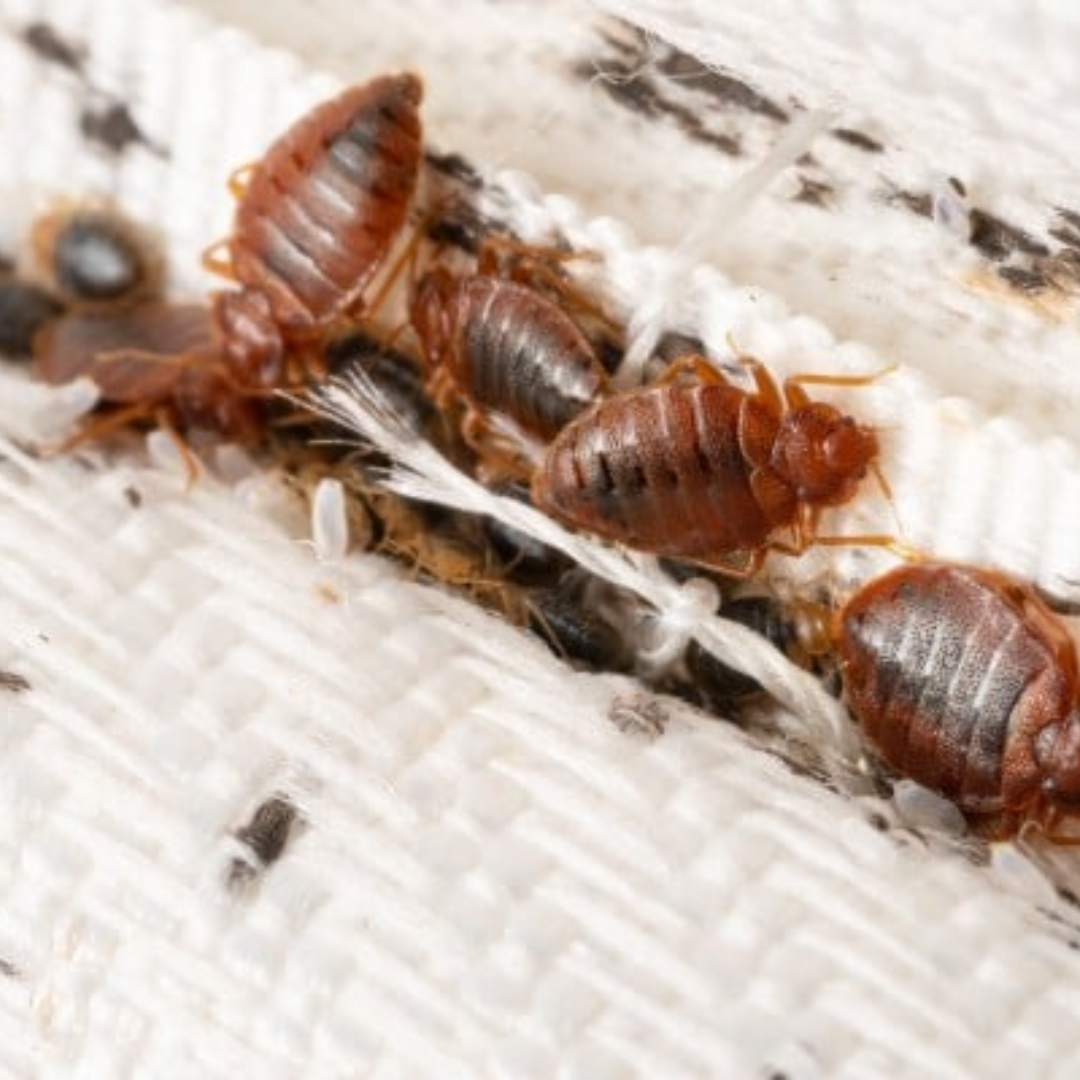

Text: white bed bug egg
xmin=891 ymin=778 xmax=967 ymax=837
xmin=311 ymin=477 xmax=350 ymax=562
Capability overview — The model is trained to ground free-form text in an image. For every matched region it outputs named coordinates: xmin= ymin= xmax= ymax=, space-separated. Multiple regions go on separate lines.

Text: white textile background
xmin=0 ymin=1 xmax=1079 ymax=1077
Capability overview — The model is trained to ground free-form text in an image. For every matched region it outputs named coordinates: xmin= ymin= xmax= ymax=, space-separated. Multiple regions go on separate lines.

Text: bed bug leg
xmin=460 ymin=405 xmax=535 ymax=482
xmin=227 ymin=162 xmax=258 ymax=200
xmin=476 ymin=234 xmax=617 ymax=332
xmin=348 ymin=225 xmax=428 ymax=324
xmin=782 ymin=363 xmax=898 ymax=409
xmin=46 ymin=401 xmax=156 ymax=455
xmin=653 ymin=353 xmax=731 ymax=387
xmin=153 ymin=407 xmax=202 ymax=487
xmin=201 ymin=239 xmax=235 ymax=280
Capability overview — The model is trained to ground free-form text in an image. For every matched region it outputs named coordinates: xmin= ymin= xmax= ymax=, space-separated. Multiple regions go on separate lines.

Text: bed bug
xmin=532 ymin=354 xmax=895 ymax=573
xmin=206 ymin=73 xmax=424 ymax=387
xmin=31 ymin=204 xmax=159 ymax=306
xmin=33 ymin=301 xmax=265 ymax=460
xmin=409 ymin=264 xmax=610 ymax=450
xmin=837 ymin=562 xmax=1080 ymax=841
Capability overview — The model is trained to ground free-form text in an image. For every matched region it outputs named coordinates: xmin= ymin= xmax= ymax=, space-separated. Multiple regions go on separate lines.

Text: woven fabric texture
xmin=1 ymin=1 xmax=1080 ymax=1078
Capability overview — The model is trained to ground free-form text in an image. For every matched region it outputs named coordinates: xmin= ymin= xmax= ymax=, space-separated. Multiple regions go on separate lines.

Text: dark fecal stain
xmin=226 ymin=793 xmax=304 ymax=891
xmin=968 ymin=208 xmax=1049 ymax=261
xmin=0 ymin=671 xmax=31 ymax=693
xmin=948 ymin=176 xmax=967 ymax=197
xmin=657 ymin=95 xmax=741 ymax=155
xmin=888 ymin=187 xmax=932 ymax=219
xmin=792 ymin=175 xmax=835 ymax=208
xmin=1042 ymin=249 xmax=1080 ymax=288
xmin=582 ymin=60 xmax=741 ymax=155
xmin=0 ymin=958 xmax=19 ymax=979
xmin=653 ymin=47 xmax=789 ymax=122
xmin=80 ymin=102 xmax=163 ymax=157
xmin=1056 ymin=207 xmax=1080 ymax=233
xmin=583 ymin=58 xmax=661 ymax=119
xmin=123 ymin=485 xmax=143 ymax=508
xmin=1050 ymin=226 xmax=1080 ymax=252
xmin=576 ymin=29 xmax=747 ymax=156
xmin=866 ymin=811 xmax=891 ymax=832
xmin=1049 ymin=210 xmax=1080 ymax=251
xmin=22 ymin=21 xmax=85 ymax=72
xmin=424 ymin=149 xmax=483 ymax=190
xmin=831 ymin=127 xmax=884 ymax=153
xmin=1057 ymin=886 xmax=1080 ymax=911
xmin=997 ymin=265 xmax=1050 ymax=294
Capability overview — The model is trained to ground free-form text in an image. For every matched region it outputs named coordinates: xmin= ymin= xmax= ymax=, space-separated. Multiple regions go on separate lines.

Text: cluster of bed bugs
xmin=5 ymin=71 xmax=1080 ymax=845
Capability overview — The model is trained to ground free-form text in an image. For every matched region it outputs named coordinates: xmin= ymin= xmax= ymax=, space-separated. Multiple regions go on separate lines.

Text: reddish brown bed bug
xmin=837 ymin=562 xmax=1080 ymax=841
xmin=205 ymin=73 xmax=424 ymax=387
xmin=33 ymin=301 xmax=265 ymax=462
xmin=409 ymin=264 xmax=610 ymax=447
xmin=532 ymin=353 xmax=897 ymax=573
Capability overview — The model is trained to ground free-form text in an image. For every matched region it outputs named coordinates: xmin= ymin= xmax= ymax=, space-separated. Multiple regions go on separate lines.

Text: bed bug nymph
xmin=408 ymin=251 xmax=610 ymax=455
xmin=837 ymin=562 xmax=1080 ymax=842
xmin=532 ymin=353 xmax=896 ymax=573
xmin=205 ymin=73 xmax=424 ymax=387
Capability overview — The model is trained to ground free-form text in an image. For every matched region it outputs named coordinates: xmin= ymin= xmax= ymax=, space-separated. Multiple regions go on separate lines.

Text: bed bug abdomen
xmin=533 ymin=383 xmax=784 ymax=559
xmin=411 ymin=270 xmax=608 ymax=442
xmin=838 ymin=564 xmax=1080 ymax=817
xmin=230 ymin=73 xmax=423 ymax=332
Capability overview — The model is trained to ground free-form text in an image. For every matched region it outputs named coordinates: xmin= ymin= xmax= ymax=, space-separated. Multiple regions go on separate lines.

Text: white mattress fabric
xmin=2 ymin=0 xmax=1080 ymax=1077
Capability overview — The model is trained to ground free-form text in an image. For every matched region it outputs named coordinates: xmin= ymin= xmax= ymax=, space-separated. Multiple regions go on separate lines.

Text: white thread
xmin=636 ymin=573 xmax=720 ymax=672
xmin=306 ymin=371 xmax=863 ymax=775
xmin=616 ymin=107 xmax=837 ymax=387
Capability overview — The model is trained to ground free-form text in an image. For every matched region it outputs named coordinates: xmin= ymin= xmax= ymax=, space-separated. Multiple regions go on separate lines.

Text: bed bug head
xmin=1035 ymin=712 xmax=1080 ymax=806
xmin=772 ymin=402 xmax=879 ymax=507
xmin=408 ymin=267 xmax=456 ymax=372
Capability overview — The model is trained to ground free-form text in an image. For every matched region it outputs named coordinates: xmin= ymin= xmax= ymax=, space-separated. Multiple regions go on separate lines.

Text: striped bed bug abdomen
xmin=532 ymin=382 xmax=788 ymax=560
xmin=837 ymin=562 xmax=1080 ymax=836
xmin=411 ymin=269 xmax=608 ymax=442
xmin=230 ymin=73 xmax=422 ymax=332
